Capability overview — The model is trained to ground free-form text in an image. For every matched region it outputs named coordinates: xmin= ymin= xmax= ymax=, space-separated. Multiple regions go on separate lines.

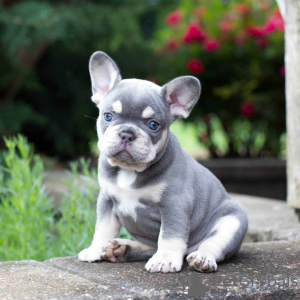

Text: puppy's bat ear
xmin=89 ymin=51 xmax=121 ymax=106
xmin=162 ymin=76 xmax=201 ymax=121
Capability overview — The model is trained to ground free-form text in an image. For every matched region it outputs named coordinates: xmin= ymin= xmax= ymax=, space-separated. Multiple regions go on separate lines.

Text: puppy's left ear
xmin=162 ymin=76 xmax=201 ymax=121
xmin=89 ymin=51 xmax=121 ymax=106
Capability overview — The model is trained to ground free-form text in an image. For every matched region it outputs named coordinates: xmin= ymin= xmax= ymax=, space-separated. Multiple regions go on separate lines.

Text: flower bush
xmin=153 ymin=0 xmax=285 ymax=158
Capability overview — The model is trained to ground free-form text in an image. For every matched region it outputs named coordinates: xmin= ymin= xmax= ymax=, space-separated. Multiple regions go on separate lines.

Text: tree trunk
xmin=285 ymin=0 xmax=300 ymax=210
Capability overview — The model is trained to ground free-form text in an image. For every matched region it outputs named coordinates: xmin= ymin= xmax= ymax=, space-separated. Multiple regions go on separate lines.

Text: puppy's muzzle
xmin=118 ymin=125 xmax=138 ymax=146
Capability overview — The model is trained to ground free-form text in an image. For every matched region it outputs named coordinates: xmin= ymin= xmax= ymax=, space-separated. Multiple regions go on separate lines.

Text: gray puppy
xmin=78 ymin=51 xmax=248 ymax=273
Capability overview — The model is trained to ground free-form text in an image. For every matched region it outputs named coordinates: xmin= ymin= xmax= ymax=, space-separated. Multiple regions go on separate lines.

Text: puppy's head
xmin=89 ymin=51 xmax=201 ymax=171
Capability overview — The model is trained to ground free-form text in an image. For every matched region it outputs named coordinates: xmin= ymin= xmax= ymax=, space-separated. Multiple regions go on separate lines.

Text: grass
xmin=0 ymin=135 xmax=131 ymax=262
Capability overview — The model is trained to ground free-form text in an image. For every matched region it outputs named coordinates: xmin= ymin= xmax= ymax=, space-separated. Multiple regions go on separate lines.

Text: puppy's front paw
xmin=101 ymin=239 xmax=127 ymax=262
xmin=78 ymin=246 xmax=103 ymax=262
xmin=145 ymin=251 xmax=183 ymax=273
xmin=187 ymin=251 xmax=217 ymax=272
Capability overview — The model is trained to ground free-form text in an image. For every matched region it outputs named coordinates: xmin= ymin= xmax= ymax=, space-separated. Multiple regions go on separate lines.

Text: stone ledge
xmin=1 ymin=240 xmax=300 ymax=299
xmin=231 ymin=193 xmax=300 ymax=242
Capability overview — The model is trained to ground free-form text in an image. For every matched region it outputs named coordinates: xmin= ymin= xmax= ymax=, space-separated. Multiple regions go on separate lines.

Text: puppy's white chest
xmin=99 ymin=170 xmax=165 ymax=221
xmin=100 ymin=170 xmax=143 ymax=220
xmin=117 ymin=170 xmax=137 ymax=189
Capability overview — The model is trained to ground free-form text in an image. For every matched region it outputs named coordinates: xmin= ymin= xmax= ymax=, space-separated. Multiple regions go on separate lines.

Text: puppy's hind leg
xmin=187 ymin=213 xmax=248 ymax=272
xmin=102 ymin=239 xmax=156 ymax=263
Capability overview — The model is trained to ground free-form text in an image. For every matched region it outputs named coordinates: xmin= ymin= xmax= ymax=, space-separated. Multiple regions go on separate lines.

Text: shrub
xmin=0 ymin=135 xmax=54 ymax=261
xmin=152 ymin=0 xmax=285 ymax=158
xmin=0 ymin=135 xmax=131 ymax=261
xmin=0 ymin=0 xmax=166 ymax=159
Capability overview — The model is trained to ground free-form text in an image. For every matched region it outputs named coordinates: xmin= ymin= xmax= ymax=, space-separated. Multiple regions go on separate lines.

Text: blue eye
xmin=148 ymin=121 xmax=160 ymax=131
xmin=104 ymin=113 xmax=113 ymax=122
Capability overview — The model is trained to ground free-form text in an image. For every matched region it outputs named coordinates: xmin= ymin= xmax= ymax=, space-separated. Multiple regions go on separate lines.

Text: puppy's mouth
xmin=113 ymin=148 xmax=135 ymax=163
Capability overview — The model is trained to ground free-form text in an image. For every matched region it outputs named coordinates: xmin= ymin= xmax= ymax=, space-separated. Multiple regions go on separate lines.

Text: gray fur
xmin=79 ymin=51 xmax=248 ymax=271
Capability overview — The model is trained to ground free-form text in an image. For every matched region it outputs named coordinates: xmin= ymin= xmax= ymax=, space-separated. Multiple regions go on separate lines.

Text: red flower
xmin=264 ymin=21 xmax=276 ymax=34
xmin=247 ymin=25 xmax=266 ymax=37
xmin=219 ymin=20 xmax=232 ymax=32
xmin=183 ymin=23 xmax=206 ymax=43
xmin=236 ymin=4 xmax=251 ymax=15
xmin=187 ymin=59 xmax=204 ymax=74
xmin=203 ymin=39 xmax=220 ymax=52
xmin=166 ymin=39 xmax=177 ymax=51
xmin=280 ymin=66 xmax=285 ymax=76
xmin=165 ymin=11 xmax=181 ymax=26
xmin=264 ymin=10 xmax=284 ymax=34
xmin=240 ymin=102 xmax=254 ymax=118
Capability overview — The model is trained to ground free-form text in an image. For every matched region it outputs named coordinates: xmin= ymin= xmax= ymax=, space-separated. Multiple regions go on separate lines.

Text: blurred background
xmin=0 ymin=0 xmax=286 ymax=198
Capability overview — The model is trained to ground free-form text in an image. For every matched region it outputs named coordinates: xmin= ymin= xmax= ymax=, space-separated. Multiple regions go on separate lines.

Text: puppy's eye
xmin=148 ymin=121 xmax=160 ymax=131
xmin=104 ymin=113 xmax=113 ymax=122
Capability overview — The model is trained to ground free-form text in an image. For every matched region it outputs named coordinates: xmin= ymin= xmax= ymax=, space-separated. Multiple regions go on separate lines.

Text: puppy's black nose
xmin=119 ymin=130 xmax=136 ymax=144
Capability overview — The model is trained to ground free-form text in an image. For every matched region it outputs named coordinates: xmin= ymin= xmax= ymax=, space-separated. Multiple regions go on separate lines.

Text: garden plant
xmin=0 ymin=135 xmax=131 ymax=262
xmin=153 ymin=0 xmax=285 ymax=158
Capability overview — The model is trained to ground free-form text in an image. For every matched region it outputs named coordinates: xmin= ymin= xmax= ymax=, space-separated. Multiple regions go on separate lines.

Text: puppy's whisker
xmin=85 ymin=115 xmax=97 ymax=120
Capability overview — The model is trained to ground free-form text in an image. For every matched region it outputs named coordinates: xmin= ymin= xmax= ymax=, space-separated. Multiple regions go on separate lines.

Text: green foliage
xmin=0 ymin=102 xmax=46 ymax=136
xmin=0 ymin=0 xmax=165 ymax=159
xmin=153 ymin=0 xmax=285 ymax=158
xmin=0 ymin=0 xmax=286 ymax=159
xmin=0 ymin=135 xmax=54 ymax=261
xmin=0 ymin=136 xmax=131 ymax=261
xmin=54 ymin=158 xmax=99 ymax=256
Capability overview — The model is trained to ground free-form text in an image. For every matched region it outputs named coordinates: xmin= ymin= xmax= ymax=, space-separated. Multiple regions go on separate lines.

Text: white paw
xmin=78 ymin=246 xmax=103 ymax=262
xmin=145 ymin=251 xmax=183 ymax=273
xmin=186 ymin=251 xmax=217 ymax=272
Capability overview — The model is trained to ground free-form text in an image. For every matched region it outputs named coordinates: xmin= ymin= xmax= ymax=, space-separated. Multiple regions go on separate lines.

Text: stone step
xmin=1 ymin=240 xmax=299 ymax=299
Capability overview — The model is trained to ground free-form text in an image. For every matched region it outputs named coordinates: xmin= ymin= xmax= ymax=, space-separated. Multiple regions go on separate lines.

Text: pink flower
xmin=203 ymin=39 xmax=220 ymax=52
xmin=264 ymin=10 xmax=284 ymax=34
xmin=236 ymin=4 xmax=251 ymax=15
xmin=187 ymin=59 xmax=204 ymax=74
xmin=219 ymin=20 xmax=232 ymax=32
xmin=264 ymin=21 xmax=276 ymax=34
xmin=240 ymin=102 xmax=254 ymax=118
xmin=166 ymin=39 xmax=177 ymax=51
xmin=280 ymin=66 xmax=285 ymax=76
xmin=165 ymin=11 xmax=181 ymax=26
xmin=247 ymin=25 xmax=266 ymax=37
xmin=183 ymin=23 xmax=206 ymax=43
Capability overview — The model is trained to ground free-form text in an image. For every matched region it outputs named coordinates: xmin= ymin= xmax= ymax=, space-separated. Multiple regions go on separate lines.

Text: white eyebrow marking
xmin=112 ymin=100 xmax=122 ymax=114
xmin=142 ymin=106 xmax=154 ymax=119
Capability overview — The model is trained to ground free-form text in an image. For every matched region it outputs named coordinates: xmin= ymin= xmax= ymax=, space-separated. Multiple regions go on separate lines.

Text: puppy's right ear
xmin=89 ymin=51 xmax=121 ymax=106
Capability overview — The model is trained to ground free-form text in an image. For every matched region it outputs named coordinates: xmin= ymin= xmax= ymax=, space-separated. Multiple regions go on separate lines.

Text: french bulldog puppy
xmin=78 ymin=51 xmax=248 ymax=273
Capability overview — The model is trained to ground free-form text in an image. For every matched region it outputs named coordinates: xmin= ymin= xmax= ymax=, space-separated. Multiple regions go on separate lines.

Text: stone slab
xmin=1 ymin=241 xmax=300 ymax=299
xmin=0 ymin=260 xmax=138 ymax=299
xmin=231 ymin=193 xmax=300 ymax=242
